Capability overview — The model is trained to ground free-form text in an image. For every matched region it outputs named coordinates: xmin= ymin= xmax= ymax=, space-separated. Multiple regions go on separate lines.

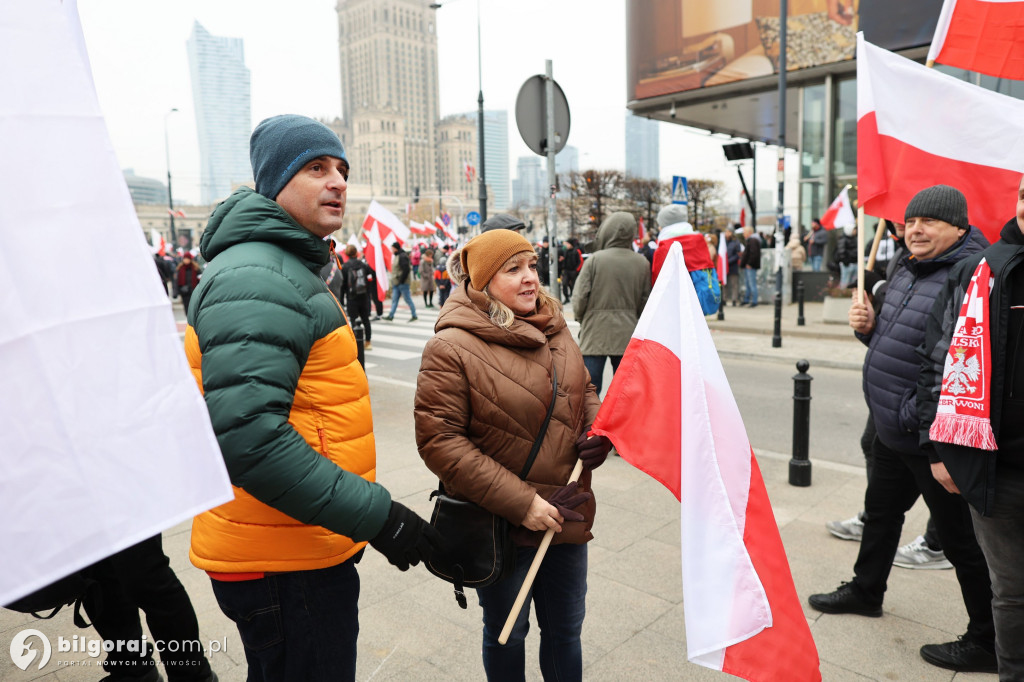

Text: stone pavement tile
xmin=376 ymin=462 xmax=441 ymax=502
xmin=581 ymin=574 xmax=676 ymax=659
xmin=588 ymin=537 xmax=682 ymax=605
xmin=585 ymin=628 xmax=715 ymax=681
xmin=883 ymin=567 xmax=969 ymax=641
xmin=810 ymin=612 xmax=960 ymax=681
xmin=589 ymin=504 xmax=676 ymax=554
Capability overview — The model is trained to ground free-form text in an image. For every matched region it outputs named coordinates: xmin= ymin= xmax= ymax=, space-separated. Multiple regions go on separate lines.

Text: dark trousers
xmin=971 ymin=467 xmax=1024 ymax=678
xmin=438 ymin=282 xmax=452 ymax=307
xmin=562 ymin=271 xmax=578 ymax=302
xmin=84 ymin=534 xmax=212 ymax=680
xmin=210 ymin=559 xmax=360 ymax=682
xmin=859 ymin=414 xmax=941 ymax=548
xmin=477 ymin=543 xmax=587 ymax=682
xmin=853 ymin=439 xmax=994 ymax=646
xmin=582 ymin=355 xmax=622 ymax=396
xmin=347 ymin=296 xmax=372 ymax=342
xmin=372 ymin=290 xmax=383 ymax=316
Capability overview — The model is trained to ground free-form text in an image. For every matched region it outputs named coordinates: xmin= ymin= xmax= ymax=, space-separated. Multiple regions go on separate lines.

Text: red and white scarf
xmin=929 ymin=258 xmax=998 ymax=451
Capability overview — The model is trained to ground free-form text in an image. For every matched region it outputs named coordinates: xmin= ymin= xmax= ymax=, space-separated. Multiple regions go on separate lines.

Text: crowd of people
xmin=53 ymin=113 xmax=1023 ymax=682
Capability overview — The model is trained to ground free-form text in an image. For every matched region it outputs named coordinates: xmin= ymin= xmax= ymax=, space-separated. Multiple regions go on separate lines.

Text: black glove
xmin=547 ymin=482 xmax=591 ymax=522
xmin=369 ymin=501 xmax=441 ymax=571
xmin=575 ymin=430 xmax=612 ymax=471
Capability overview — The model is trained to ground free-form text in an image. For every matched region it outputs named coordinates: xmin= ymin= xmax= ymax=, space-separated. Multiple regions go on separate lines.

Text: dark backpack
xmin=348 ymin=263 xmax=368 ymax=295
xmin=4 ymin=570 xmax=97 ymax=628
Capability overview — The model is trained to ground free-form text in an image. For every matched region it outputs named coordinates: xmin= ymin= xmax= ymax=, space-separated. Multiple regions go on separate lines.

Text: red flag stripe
xmin=930 ymin=0 xmax=1024 ymax=79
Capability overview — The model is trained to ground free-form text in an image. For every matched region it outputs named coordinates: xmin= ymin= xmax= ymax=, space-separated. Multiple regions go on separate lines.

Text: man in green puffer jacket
xmin=186 ymin=115 xmax=439 ymax=682
xmin=571 ymin=212 xmax=652 ymax=394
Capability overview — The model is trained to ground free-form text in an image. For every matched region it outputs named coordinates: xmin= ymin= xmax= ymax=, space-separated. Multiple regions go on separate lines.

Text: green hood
xmin=595 ymin=212 xmax=637 ymax=251
xmin=200 ymin=187 xmax=330 ymax=272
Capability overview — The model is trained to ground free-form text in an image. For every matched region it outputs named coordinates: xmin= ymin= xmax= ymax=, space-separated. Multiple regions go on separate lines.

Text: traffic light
xmin=413 ymin=186 xmax=420 ymax=202
xmin=584 ymin=171 xmax=594 ymax=190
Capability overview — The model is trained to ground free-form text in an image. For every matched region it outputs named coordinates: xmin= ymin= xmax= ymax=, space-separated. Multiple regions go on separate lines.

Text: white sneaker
xmin=893 ymin=535 xmax=953 ymax=570
xmin=826 ymin=514 xmax=864 ymax=541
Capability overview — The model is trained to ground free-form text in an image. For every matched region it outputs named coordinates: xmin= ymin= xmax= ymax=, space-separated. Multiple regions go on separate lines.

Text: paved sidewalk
xmin=2 ymin=300 xmax=991 ymax=681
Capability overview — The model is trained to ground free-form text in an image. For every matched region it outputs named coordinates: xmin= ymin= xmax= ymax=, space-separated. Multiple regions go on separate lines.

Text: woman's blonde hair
xmin=481 ymin=252 xmax=562 ymax=329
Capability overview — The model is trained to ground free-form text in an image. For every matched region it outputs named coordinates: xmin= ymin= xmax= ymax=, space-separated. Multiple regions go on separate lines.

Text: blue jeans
xmin=388 ymin=283 xmax=417 ymax=319
xmin=742 ymin=267 xmax=759 ymax=305
xmin=582 ymin=355 xmax=622 ymax=396
xmin=809 ymin=254 xmax=823 ymax=272
xmin=477 ymin=543 xmax=588 ymax=682
xmin=210 ymin=559 xmax=360 ymax=682
xmin=839 ymin=262 xmax=857 ymax=288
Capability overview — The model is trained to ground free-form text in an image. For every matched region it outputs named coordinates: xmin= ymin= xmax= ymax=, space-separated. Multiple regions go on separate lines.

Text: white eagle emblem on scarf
xmin=942 ymin=347 xmax=981 ymax=396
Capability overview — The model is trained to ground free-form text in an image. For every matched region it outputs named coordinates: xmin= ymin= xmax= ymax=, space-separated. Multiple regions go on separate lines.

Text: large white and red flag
xmin=150 ymin=229 xmax=166 ymax=256
xmin=858 ymin=34 xmax=1024 ymax=243
xmin=717 ymin=230 xmax=728 ymax=284
xmin=361 ymin=199 xmax=410 ymax=245
xmin=363 ymin=220 xmax=390 ymax=301
xmin=819 ymin=186 xmax=855 ymax=230
xmin=928 ymin=0 xmax=1024 ymax=79
xmin=591 ymin=243 xmax=820 ymax=682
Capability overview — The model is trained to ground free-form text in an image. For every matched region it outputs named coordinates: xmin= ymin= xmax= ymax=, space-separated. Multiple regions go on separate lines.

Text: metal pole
xmin=352 ymin=318 xmax=365 ymax=370
xmin=796 ymin=279 xmax=806 ymax=326
xmin=774 ymin=0 xmax=788 ymax=346
xmin=789 ymin=359 xmax=813 ymax=486
xmin=545 ymin=60 xmax=560 ymax=304
xmin=476 ymin=0 xmax=487 ymax=222
xmin=164 ymin=108 xmax=178 ymax=250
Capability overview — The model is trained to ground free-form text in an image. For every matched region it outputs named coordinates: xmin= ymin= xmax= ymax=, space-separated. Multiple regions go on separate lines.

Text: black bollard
xmin=789 ymin=359 xmax=813 ymax=486
xmin=796 ymin=279 xmax=806 ymax=326
xmin=771 ymin=291 xmax=782 ymax=348
xmin=353 ymin=319 xmax=365 ymax=370
xmin=717 ymin=292 xmax=725 ymax=321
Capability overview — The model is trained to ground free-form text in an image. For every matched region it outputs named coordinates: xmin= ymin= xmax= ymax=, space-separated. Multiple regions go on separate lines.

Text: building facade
xmin=625 ymin=114 xmax=660 ymax=179
xmin=436 ymin=114 xmax=476 ymax=205
xmin=124 ymin=169 xmax=168 ymax=205
xmin=337 ymin=0 xmax=440 ymax=203
xmin=513 ymin=156 xmax=545 ymax=208
xmin=483 ymin=110 xmax=510 ymax=211
xmin=186 ymin=21 xmax=252 ymax=206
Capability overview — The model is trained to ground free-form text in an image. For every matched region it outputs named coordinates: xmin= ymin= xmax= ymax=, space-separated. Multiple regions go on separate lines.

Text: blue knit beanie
xmin=250 ymin=115 xmax=348 ymax=200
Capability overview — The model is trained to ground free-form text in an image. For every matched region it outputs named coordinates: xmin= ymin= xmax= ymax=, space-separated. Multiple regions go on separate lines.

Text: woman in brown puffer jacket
xmin=415 ymin=229 xmax=611 ymax=682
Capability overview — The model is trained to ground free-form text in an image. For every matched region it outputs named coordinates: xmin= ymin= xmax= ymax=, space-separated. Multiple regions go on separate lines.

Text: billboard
xmin=628 ymin=0 xmax=944 ymax=101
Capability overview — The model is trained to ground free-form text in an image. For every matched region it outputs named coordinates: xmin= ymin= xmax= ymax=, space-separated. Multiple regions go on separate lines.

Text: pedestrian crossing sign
xmin=672 ymin=176 xmax=688 ymax=205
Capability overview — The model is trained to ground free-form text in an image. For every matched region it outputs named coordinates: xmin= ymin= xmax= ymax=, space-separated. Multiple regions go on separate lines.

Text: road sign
xmin=515 ymin=75 xmax=571 ymax=156
xmin=671 ymin=176 xmax=689 ymax=205
xmin=466 ymin=211 xmax=481 ymax=226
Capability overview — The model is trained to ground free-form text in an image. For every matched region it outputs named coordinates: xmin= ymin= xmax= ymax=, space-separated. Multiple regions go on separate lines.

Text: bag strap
xmin=518 ymin=362 xmax=558 ymax=480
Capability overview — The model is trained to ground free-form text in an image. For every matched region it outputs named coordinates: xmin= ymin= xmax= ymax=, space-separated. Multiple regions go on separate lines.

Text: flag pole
xmin=866 ymin=218 xmax=886 ymax=272
xmin=498 ymin=459 xmax=584 ymax=645
xmin=856 ymin=207 xmax=866 ymax=305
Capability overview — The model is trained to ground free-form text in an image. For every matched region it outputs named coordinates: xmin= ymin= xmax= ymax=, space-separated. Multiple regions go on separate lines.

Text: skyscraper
xmin=512 ymin=156 xmax=545 ymax=208
xmin=483 ymin=111 xmax=510 ymax=211
xmin=336 ymin=0 xmax=439 ymax=200
xmin=625 ymin=113 xmax=659 ymax=179
xmin=186 ymin=21 xmax=252 ymax=205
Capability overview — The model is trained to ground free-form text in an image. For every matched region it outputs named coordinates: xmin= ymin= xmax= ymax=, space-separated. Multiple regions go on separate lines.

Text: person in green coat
xmin=571 ymin=212 xmax=652 ymax=394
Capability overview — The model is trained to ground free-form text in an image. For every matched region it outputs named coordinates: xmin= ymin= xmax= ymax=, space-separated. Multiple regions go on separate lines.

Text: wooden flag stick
xmin=498 ymin=459 xmax=584 ymax=645
xmin=866 ymin=218 xmax=887 ymax=272
xmin=856 ymin=207 xmax=866 ymax=306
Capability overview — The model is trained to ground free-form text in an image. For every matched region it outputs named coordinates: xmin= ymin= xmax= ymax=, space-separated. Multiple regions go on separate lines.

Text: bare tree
xmin=578 ymin=169 xmax=624 ymax=241
xmin=686 ymin=178 xmax=726 ymax=231
xmin=622 ymin=177 xmax=668 ymax=237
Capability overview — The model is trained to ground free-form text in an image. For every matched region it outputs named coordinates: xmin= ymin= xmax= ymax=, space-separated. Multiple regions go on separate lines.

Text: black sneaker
xmin=808 ymin=581 xmax=883 ymax=617
xmin=920 ymin=636 xmax=997 ymax=673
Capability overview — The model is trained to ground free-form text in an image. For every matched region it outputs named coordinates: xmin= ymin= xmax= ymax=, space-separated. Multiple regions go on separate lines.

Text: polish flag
xmin=717 ymin=231 xmax=728 ymax=284
xmin=361 ymin=199 xmax=410 ymax=245
xmin=435 ymin=217 xmax=457 ymax=244
xmin=150 ymin=229 xmax=166 ymax=256
xmin=464 ymin=161 xmax=476 ymax=184
xmin=363 ymin=221 xmax=390 ymax=301
xmin=858 ymin=34 xmax=1024 ymax=244
xmin=591 ymin=243 xmax=820 ymax=682
xmin=928 ymin=0 xmax=1024 ymax=79
xmin=409 ymin=221 xmax=436 ymax=236
xmin=633 ymin=216 xmax=646 ymax=251
xmin=819 ymin=186 xmax=855 ymax=231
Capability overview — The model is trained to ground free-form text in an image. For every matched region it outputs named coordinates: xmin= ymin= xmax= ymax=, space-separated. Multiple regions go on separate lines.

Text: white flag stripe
xmin=641 ymin=244 xmax=771 ymax=663
xmin=1 ymin=0 xmax=231 ymax=605
xmin=858 ymin=34 xmax=1024 ymax=171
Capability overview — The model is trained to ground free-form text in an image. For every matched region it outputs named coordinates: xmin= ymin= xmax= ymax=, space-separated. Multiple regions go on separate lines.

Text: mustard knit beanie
xmin=460 ymin=229 xmax=536 ymax=290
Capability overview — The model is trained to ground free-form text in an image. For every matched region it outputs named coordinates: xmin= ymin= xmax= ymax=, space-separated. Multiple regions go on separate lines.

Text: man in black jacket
xmin=739 ymin=226 xmax=761 ymax=306
xmin=919 ymin=175 xmax=1024 ymax=678
xmin=809 ymin=185 xmax=996 ymax=674
xmin=385 ymin=242 xmax=417 ymax=322
xmin=339 ymin=245 xmax=373 ymax=350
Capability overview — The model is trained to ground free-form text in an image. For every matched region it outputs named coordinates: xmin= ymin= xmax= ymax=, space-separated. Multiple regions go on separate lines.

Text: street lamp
xmin=164 ymin=108 xmax=179 ymax=250
xmin=430 ymin=0 xmax=486 ymax=222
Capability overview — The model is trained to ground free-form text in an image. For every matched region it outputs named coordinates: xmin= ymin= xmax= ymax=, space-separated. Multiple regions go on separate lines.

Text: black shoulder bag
xmin=425 ymin=365 xmax=558 ymax=609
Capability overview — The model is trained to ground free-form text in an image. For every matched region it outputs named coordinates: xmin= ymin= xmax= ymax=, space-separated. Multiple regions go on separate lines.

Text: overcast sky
xmin=75 ymin=0 xmax=798 ymax=214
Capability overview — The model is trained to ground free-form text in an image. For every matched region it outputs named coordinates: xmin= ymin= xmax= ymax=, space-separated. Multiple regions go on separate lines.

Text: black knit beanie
xmin=904 ymin=185 xmax=969 ymax=230
xmin=250 ymin=115 xmax=347 ymax=200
